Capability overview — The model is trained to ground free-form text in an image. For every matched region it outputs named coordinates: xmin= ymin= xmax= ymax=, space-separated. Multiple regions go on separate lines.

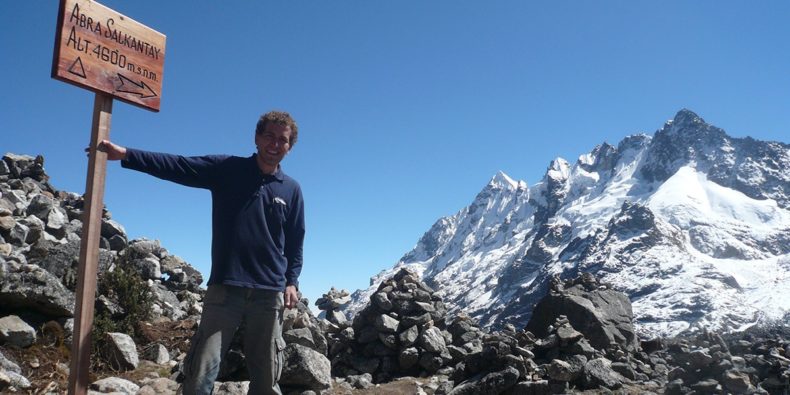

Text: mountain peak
xmin=546 ymin=157 xmax=571 ymax=181
xmin=490 ymin=171 xmax=517 ymax=189
xmin=671 ymin=108 xmax=704 ymax=126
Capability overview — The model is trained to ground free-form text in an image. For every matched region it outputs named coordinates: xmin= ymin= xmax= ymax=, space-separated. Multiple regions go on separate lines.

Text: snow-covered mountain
xmin=346 ymin=109 xmax=790 ymax=338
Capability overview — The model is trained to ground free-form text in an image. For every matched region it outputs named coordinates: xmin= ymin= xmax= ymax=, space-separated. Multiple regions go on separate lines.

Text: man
xmin=99 ymin=110 xmax=305 ymax=394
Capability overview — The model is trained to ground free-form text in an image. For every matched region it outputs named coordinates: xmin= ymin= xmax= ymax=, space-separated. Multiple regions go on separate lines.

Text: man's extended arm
xmin=99 ymin=140 xmax=224 ymax=189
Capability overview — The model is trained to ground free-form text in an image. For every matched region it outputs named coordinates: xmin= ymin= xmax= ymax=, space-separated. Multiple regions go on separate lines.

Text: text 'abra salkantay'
xmin=66 ymin=2 xmax=160 ymax=81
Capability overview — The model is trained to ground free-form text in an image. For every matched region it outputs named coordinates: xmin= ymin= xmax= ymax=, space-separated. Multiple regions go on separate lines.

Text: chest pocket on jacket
xmin=267 ymin=197 xmax=288 ymax=244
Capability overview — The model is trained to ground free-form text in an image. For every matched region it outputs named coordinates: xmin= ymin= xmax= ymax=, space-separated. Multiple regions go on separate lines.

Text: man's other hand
xmin=87 ymin=140 xmax=127 ymax=161
xmin=284 ymin=285 xmax=298 ymax=309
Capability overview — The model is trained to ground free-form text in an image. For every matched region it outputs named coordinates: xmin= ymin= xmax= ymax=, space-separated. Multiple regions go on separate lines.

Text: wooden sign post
xmin=51 ymin=1 xmax=166 ymax=393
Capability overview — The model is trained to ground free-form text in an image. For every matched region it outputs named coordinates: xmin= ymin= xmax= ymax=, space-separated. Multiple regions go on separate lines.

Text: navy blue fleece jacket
xmin=121 ymin=149 xmax=305 ymax=291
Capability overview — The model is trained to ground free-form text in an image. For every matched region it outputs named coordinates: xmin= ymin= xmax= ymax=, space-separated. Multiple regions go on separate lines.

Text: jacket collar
xmin=250 ymin=154 xmax=285 ymax=181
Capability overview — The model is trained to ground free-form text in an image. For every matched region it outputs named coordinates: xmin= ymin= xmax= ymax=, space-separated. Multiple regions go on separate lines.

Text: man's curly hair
xmin=255 ymin=111 xmax=299 ymax=148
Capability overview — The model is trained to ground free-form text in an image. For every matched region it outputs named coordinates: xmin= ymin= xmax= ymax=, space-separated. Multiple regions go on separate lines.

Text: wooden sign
xmin=52 ymin=0 xmax=166 ymax=112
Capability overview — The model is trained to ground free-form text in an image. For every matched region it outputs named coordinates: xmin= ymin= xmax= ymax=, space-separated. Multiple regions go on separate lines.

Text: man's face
xmin=255 ymin=122 xmax=292 ymax=169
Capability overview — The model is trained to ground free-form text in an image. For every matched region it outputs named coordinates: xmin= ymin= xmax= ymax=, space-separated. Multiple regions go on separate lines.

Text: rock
xmin=136 ymin=377 xmax=178 ymax=395
xmin=548 ymin=359 xmax=582 ymax=382
xmin=400 ymin=312 xmax=432 ymax=328
xmin=124 ymin=238 xmax=166 ymax=259
xmin=26 ymin=194 xmax=55 ymax=220
xmin=89 ymin=377 xmax=140 ymax=394
xmin=3 ymin=154 xmax=46 ymax=181
xmin=610 ymin=361 xmax=637 ymax=380
xmin=103 ymin=332 xmax=139 ymax=370
xmin=31 ymin=238 xmax=111 ymax=281
xmin=280 ymin=344 xmax=332 ymax=391
xmin=379 ymin=332 xmax=398 ymax=349
xmin=283 ymin=327 xmax=316 ymax=350
xmin=143 ymin=343 xmax=170 ymax=364
xmin=0 ymin=243 xmax=11 ymax=257
xmin=101 ymin=219 xmax=126 ymax=240
xmin=108 ymin=234 xmax=127 ymax=251
xmin=2 ymin=222 xmax=28 ymax=246
xmin=688 ymin=349 xmax=714 ymax=369
xmin=415 ymin=301 xmax=436 ymax=313
xmin=149 ymin=283 xmax=186 ymax=320
xmin=690 ymin=378 xmax=721 ymax=393
xmin=0 ymin=216 xmax=14 ymax=233
xmin=0 ymin=263 xmax=75 ymax=316
xmin=419 ymin=326 xmax=448 ymax=353
xmin=526 ymin=278 xmax=640 ymax=353
xmin=315 ymin=287 xmax=351 ymax=310
xmin=327 ymin=310 xmax=348 ymax=325
xmin=722 ymin=370 xmax=752 ymax=393
xmin=514 ymin=346 xmax=534 ymax=359
xmin=44 ymin=206 xmax=68 ymax=237
xmin=212 ymin=381 xmax=249 ymax=395
xmin=138 ymin=256 xmax=162 ymax=280
xmin=18 ymin=215 xmax=46 ymax=244
xmin=556 ymin=323 xmax=583 ymax=345
xmin=0 ymin=351 xmax=31 ymax=389
xmin=450 ymin=366 xmax=520 ymax=395
xmin=0 ymin=315 xmax=36 ymax=347
xmin=160 ymin=254 xmax=203 ymax=290
xmin=583 ymin=358 xmax=628 ymax=390
xmin=375 ymin=314 xmax=400 ymax=333
xmin=372 ymin=291 xmax=394 ymax=311
xmin=399 ymin=325 xmax=420 ymax=347
xmin=345 ymin=373 xmax=374 ymax=389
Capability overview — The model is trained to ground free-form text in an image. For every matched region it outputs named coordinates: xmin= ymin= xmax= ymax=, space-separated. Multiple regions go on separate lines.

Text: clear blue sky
xmin=2 ymin=1 xmax=789 ymax=309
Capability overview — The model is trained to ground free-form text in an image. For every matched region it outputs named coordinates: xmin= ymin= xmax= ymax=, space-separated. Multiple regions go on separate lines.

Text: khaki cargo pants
xmin=182 ymin=285 xmax=286 ymax=395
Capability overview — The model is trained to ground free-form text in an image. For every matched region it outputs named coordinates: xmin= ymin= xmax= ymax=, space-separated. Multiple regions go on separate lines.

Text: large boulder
xmin=526 ymin=274 xmax=639 ymax=353
xmin=0 ymin=262 xmax=75 ymax=317
xmin=280 ymin=343 xmax=332 ymax=391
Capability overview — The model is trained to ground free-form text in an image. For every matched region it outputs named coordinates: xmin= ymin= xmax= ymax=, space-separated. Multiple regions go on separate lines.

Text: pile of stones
xmin=658 ymin=327 xmax=790 ymax=394
xmin=446 ymin=274 xmax=667 ymax=394
xmin=323 ymin=269 xmax=454 ymax=384
xmin=0 ymin=153 xmax=207 ymax=392
xmin=315 ymin=287 xmax=351 ymax=327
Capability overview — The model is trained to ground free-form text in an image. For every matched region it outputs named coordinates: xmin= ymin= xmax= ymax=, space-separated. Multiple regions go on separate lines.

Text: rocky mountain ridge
xmin=346 ymin=109 xmax=790 ymax=338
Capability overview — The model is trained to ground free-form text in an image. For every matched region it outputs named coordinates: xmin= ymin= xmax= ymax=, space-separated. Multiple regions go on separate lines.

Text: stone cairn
xmin=318 ymin=269 xmax=454 ymax=386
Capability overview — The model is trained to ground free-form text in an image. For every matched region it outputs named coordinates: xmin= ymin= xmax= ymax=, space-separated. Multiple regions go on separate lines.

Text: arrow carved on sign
xmin=116 ymin=74 xmax=158 ymax=98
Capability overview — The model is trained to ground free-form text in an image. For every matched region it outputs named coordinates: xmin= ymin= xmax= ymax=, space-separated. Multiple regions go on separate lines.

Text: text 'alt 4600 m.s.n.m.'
xmin=52 ymin=0 xmax=166 ymax=112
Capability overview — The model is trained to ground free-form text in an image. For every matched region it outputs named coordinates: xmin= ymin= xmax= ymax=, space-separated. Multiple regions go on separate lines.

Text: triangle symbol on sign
xmin=68 ymin=57 xmax=86 ymax=78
